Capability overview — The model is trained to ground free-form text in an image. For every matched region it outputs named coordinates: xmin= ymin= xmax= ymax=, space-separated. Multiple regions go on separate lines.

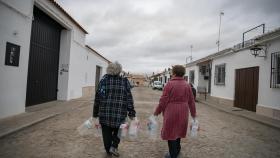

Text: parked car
xmin=152 ymin=81 xmax=163 ymax=90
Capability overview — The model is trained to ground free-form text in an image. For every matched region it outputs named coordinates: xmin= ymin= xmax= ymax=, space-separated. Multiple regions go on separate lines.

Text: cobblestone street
xmin=0 ymin=87 xmax=280 ymax=158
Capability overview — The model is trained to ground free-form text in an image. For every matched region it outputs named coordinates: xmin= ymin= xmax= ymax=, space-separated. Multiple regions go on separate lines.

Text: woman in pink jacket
xmin=154 ymin=65 xmax=196 ymax=158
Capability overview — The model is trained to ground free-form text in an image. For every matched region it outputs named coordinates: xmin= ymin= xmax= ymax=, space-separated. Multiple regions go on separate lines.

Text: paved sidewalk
xmin=0 ymin=97 xmax=91 ymax=138
xmin=197 ymin=97 xmax=280 ymax=130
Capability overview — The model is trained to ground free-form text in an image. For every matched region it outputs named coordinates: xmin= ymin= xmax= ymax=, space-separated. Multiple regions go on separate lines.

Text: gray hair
xmin=106 ymin=61 xmax=122 ymax=75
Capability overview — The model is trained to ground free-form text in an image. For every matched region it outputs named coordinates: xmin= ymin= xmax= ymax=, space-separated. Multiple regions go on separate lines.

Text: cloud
xmin=58 ymin=0 xmax=280 ymax=74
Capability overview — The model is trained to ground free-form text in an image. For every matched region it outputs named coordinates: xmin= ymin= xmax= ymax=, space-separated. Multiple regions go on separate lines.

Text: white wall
xmin=185 ymin=65 xmax=199 ymax=88
xmin=57 ymin=29 xmax=72 ymax=100
xmin=0 ymin=0 xmax=33 ymax=118
xmin=211 ymin=39 xmax=280 ymax=110
xmin=0 ymin=0 xmax=109 ymax=119
xmin=67 ymin=45 xmax=108 ymax=99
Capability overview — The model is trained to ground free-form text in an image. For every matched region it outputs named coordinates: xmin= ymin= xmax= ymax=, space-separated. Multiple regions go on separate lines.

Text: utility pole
xmin=190 ymin=45 xmax=193 ymax=61
xmin=186 ymin=45 xmax=193 ymax=64
xmin=217 ymin=11 xmax=224 ymax=52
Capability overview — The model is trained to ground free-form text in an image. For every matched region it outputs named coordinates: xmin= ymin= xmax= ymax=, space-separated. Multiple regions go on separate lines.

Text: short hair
xmin=172 ymin=65 xmax=186 ymax=77
xmin=106 ymin=61 xmax=122 ymax=75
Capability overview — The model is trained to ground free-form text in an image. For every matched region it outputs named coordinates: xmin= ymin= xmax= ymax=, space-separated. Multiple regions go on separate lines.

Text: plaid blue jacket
xmin=93 ymin=74 xmax=136 ymax=128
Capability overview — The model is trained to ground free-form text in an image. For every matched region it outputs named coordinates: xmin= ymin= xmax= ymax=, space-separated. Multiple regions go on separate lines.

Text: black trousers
xmin=168 ymin=138 xmax=181 ymax=158
xmin=101 ymin=124 xmax=120 ymax=153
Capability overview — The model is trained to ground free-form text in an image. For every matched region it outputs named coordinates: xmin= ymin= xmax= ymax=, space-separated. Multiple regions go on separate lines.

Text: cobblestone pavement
xmin=0 ymin=87 xmax=280 ymax=158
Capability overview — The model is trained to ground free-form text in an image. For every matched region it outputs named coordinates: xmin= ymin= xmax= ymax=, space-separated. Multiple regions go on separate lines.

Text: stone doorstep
xmin=0 ymin=100 xmax=88 ymax=139
xmin=198 ymin=99 xmax=280 ymax=130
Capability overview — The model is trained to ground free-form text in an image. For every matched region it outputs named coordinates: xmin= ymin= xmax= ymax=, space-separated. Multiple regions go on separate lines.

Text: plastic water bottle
xmin=190 ymin=119 xmax=199 ymax=138
xmin=147 ymin=115 xmax=158 ymax=139
xmin=93 ymin=118 xmax=102 ymax=137
xmin=118 ymin=123 xmax=129 ymax=139
xmin=84 ymin=119 xmax=93 ymax=129
xmin=128 ymin=117 xmax=140 ymax=139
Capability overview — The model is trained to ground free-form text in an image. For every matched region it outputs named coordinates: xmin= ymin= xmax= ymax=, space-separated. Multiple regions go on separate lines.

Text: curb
xmin=0 ymin=113 xmax=60 ymax=139
xmin=198 ymin=100 xmax=280 ymax=130
xmin=0 ymin=102 xmax=87 ymax=139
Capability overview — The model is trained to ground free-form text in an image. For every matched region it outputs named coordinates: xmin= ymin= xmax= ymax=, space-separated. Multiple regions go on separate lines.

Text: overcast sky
xmin=57 ymin=0 xmax=280 ymax=74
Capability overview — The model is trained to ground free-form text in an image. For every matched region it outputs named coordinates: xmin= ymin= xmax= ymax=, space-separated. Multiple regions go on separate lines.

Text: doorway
xmin=234 ymin=67 xmax=259 ymax=112
xmin=95 ymin=66 xmax=102 ymax=89
xmin=26 ymin=7 xmax=63 ymax=106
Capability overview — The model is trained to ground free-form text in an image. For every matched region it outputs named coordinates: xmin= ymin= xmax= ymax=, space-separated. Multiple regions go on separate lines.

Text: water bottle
xmin=128 ymin=117 xmax=140 ymax=139
xmin=93 ymin=118 xmax=102 ymax=137
xmin=190 ymin=118 xmax=199 ymax=138
xmin=84 ymin=119 xmax=93 ymax=129
xmin=118 ymin=123 xmax=129 ymax=139
xmin=147 ymin=115 xmax=158 ymax=139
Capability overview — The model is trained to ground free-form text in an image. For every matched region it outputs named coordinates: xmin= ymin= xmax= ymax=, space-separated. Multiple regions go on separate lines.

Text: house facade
xmin=211 ymin=29 xmax=280 ymax=120
xmin=0 ymin=0 xmax=110 ymax=119
xmin=185 ymin=28 xmax=280 ymax=120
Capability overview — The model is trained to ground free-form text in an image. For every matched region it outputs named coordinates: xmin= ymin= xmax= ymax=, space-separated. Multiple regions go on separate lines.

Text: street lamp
xmin=217 ymin=11 xmax=224 ymax=52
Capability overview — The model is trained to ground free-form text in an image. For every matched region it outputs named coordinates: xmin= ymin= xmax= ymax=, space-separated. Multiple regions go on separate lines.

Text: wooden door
xmin=234 ymin=67 xmax=259 ymax=112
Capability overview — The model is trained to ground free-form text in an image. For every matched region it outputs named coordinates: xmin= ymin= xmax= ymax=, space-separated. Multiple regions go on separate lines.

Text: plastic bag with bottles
xmin=77 ymin=117 xmax=102 ymax=137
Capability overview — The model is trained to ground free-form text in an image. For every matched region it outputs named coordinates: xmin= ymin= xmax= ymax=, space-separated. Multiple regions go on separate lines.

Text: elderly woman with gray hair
xmin=93 ymin=61 xmax=136 ymax=157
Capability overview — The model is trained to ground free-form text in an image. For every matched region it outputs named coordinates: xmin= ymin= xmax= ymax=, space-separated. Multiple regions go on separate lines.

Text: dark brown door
xmin=95 ymin=66 xmax=102 ymax=89
xmin=234 ymin=67 xmax=259 ymax=112
xmin=26 ymin=7 xmax=62 ymax=106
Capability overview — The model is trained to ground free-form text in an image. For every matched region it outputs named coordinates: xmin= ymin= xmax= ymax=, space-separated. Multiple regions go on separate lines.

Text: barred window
xmin=271 ymin=52 xmax=280 ymax=88
xmin=215 ymin=64 xmax=226 ymax=85
xmin=189 ymin=70 xmax=195 ymax=84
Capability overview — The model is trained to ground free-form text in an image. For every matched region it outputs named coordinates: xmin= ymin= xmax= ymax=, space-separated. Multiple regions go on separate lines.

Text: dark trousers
xmin=101 ymin=124 xmax=120 ymax=153
xmin=168 ymin=138 xmax=181 ymax=158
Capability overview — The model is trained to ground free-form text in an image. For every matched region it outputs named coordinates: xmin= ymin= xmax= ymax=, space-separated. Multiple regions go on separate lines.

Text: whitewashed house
xmin=161 ymin=68 xmax=172 ymax=87
xmin=210 ymin=28 xmax=280 ymax=120
xmin=185 ymin=48 xmax=233 ymax=94
xmin=0 ymin=0 xmax=110 ymax=119
xmin=185 ymin=28 xmax=280 ymax=120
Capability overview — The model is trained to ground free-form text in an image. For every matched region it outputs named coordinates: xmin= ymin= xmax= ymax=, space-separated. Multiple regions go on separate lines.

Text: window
xmin=189 ymin=70 xmax=195 ymax=84
xmin=215 ymin=64 xmax=226 ymax=85
xmin=271 ymin=52 xmax=280 ymax=88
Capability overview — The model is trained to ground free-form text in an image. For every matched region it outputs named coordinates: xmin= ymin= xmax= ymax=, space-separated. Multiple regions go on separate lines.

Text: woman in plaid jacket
xmin=93 ymin=61 xmax=136 ymax=157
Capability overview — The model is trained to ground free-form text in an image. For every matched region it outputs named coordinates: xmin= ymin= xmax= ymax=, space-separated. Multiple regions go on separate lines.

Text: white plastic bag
xmin=147 ymin=115 xmax=158 ymax=139
xmin=118 ymin=122 xmax=129 ymax=139
xmin=77 ymin=118 xmax=94 ymax=136
xmin=77 ymin=117 xmax=102 ymax=137
xmin=128 ymin=117 xmax=140 ymax=139
xmin=190 ymin=118 xmax=199 ymax=138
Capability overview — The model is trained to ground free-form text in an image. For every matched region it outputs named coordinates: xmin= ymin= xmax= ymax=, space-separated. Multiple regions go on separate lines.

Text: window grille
xmin=271 ymin=52 xmax=280 ymax=88
xmin=214 ymin=64 xmax=226 ymax=85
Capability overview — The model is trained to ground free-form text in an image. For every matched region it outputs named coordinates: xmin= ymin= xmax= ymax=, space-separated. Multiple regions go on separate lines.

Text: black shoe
xmin=109 ymin=147 xmax=120 ymax=157
xmin=164 ymin=152 xmax=171 ymax=158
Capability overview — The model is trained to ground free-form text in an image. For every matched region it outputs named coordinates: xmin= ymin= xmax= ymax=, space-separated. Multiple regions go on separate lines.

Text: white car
xmin=152 ymin=81 xmax=163 ymax=90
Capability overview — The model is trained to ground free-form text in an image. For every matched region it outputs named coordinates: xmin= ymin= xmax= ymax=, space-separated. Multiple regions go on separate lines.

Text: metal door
xmin=234 ymin=67 xmax=259 ymax=112
xmin=26 ymin=7 xmax=62 ymax=106
xmin=95 ymin=66 xmax=102 ymax=90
